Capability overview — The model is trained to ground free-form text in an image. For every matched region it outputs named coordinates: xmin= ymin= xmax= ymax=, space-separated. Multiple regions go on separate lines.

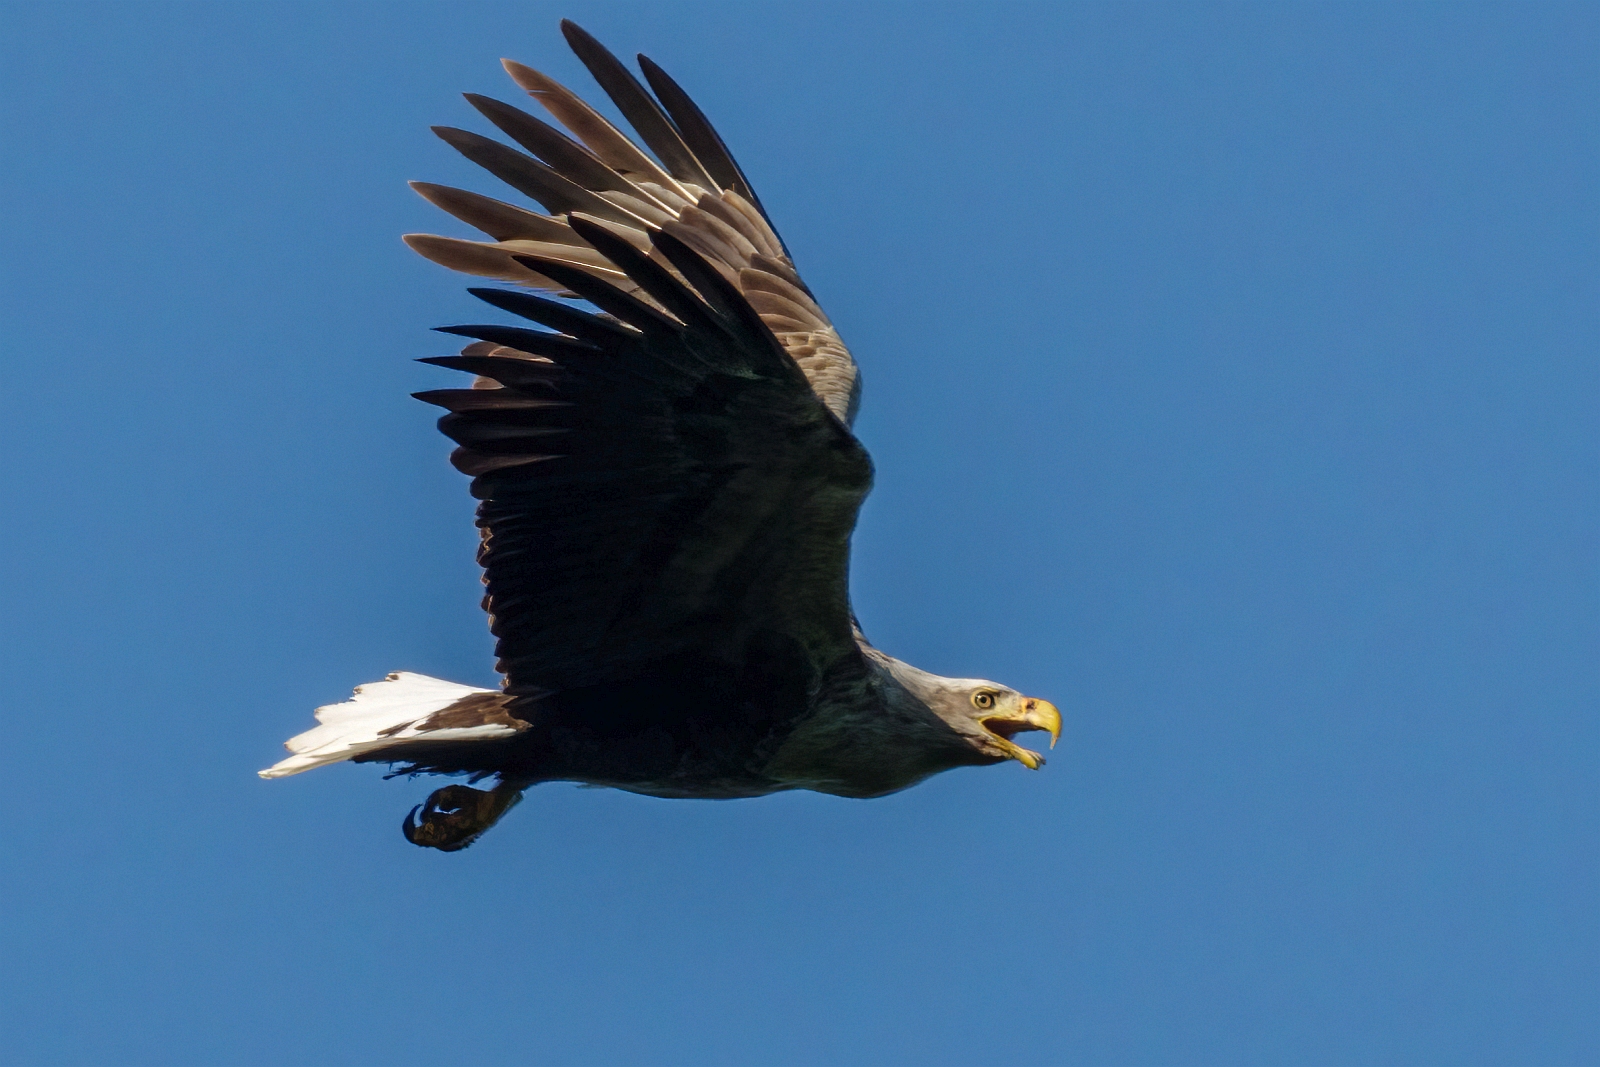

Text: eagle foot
xmin=402 ymin=782 xmax=523 ymax=852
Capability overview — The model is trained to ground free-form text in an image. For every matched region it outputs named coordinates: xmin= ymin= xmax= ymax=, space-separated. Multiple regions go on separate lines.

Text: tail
xmin=259 ymin=672 xmax=527 ymax=779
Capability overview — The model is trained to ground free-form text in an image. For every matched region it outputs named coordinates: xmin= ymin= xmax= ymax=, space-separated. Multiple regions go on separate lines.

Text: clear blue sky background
xmin=1 ymin=3 xmax=1594 ymax=1064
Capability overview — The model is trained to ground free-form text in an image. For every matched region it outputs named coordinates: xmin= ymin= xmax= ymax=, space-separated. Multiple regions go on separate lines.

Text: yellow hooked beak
xmin=980 ymin=696 xmax=1062 ymax=770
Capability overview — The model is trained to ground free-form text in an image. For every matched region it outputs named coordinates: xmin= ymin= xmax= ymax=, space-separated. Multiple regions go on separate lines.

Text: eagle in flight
xmin=262 ymin=21 xmax=1060 ymax=850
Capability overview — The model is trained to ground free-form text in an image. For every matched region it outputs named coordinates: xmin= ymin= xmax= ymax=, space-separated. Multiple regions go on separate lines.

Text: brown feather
xmin=404 ymin=233 xmax=563 ymax=289
xmin=500 ymin=59 xmax=691 ymax=198
xmin=408 ymin=182 xmax=578 ymax=243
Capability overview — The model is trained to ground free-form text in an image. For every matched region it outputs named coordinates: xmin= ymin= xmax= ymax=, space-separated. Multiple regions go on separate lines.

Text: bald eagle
xmin=261 ymin=21 xmax=1060 ymax=851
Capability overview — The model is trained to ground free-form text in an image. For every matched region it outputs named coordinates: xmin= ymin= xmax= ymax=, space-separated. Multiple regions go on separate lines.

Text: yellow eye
xmin=972 ymin=691 xmax=996 ymax=710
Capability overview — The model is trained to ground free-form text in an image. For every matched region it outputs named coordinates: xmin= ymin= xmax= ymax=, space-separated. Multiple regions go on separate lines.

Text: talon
xmin=402 ymin=804 xmax=425 ymax=845
xmin=401 ymin=782 xmax=524 ymax=852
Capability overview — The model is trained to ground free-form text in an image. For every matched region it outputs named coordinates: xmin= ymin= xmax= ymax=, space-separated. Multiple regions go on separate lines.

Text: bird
xmin=260 ymin=20 xmax=1061 ymax=851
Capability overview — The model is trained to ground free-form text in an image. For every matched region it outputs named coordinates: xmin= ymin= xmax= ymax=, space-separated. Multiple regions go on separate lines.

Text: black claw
xmin=402 ymin=804 xmax=425 ymax=845
xmin=401 ymin=784 xmax=512 ymax=852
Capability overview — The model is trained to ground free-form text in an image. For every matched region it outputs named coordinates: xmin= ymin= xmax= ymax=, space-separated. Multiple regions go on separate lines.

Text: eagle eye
xmin=972 ymin=691 xmax=996 ymax=710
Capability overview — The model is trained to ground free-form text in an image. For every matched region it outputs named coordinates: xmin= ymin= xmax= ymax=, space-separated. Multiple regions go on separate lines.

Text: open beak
xmin=980 ymin=696 xmax=1062 ymax=769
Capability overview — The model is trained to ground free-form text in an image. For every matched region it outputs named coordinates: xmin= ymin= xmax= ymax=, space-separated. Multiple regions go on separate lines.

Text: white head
xmin=880 ymin=659 xmax=1062 ymax=769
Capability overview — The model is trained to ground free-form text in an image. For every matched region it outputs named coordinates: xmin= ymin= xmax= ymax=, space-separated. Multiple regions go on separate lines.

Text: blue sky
xmin=1 ymin=3 xmax=1595 ymax=1064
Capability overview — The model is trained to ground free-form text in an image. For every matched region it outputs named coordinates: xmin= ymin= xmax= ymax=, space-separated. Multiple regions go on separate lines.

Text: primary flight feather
xmin=262 ymin=20 xmax=1060 ymax=851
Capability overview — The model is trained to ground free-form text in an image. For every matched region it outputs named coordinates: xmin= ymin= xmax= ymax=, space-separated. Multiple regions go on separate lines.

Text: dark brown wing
xmin=404 ymin=20 xmax=860 ymax=425
xmin=416 ymin=218 xmax=873 ymax=699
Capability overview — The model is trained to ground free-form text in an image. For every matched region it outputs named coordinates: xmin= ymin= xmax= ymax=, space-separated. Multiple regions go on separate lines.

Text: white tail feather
xmin=259 ymin=672 xmax=522 ymax=779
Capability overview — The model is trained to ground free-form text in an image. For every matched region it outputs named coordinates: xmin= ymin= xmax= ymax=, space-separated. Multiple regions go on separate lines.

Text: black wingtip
xmin=633 ymin=49 xmax=787 ymax=255
xmin=636 ymin=53 xmax=757 ymax=201
xmin=431 ymin=125 xmax=483 ymax=153
xmin=558 ymin=20 xmax=716 ymax=190
xmin=460 ymin=93 xmax=512 ymax=123
xmin=559 ymin=20 xmax=607 ymax=63
xmin=509 ymin=253 xmax=679 ymax=334
xmin=465 ymin=284 xmax=640 ymax=345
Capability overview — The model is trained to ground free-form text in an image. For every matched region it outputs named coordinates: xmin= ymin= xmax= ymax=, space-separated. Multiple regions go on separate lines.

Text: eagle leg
xmin=402 ymin=780 xmax=525 ymax=852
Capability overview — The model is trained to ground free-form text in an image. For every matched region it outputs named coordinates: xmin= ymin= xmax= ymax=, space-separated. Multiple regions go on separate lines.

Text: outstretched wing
xmin=418 ymin=217 xmax=872 ymax=699
xmin=406 ymin=20 xmax=860 ymax=424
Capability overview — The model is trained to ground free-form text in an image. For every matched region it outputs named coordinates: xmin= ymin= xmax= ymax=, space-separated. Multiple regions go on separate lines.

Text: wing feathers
xmin=566 ymin=216 xmax=723 ymax=338
xmin=511 ymin=253 xmax=685 ymax=337
xmin=674 ymin=204 xmax=757 ymax=263
xmin=424 ymin=353 xmax=570 ymax=388
xmin=432 ymin=126 xmax=649 ymax=226
xmin=408 ymin=182 xmax=576 ymax=243
xmin=427 ymin=222 xmax=872 ymax=694
xmin=463 ymin=94 xmax=656 ymax=204
xmin=411 ymin=23 xmax=860 ymax=424
xmin=694 ymin=192 xmax=781 ymax=260
xmin=414 ymin=387 xmax=556 ymax=412
xmin=744 ymin=289 xmax=824 ymax=328
xmin=467 ymin=286 xmax=637 ymax=344
xmin=501 ymin=58 xmax=691 ymax=198
xmin=452 ymin=448 xmax=554 ymax=478
xmin=559 ymin=20 xmax=718 ymax=191
xmin=636 ymin=53 xmax=782 ymax=244
xmin=650 ymin=229 xmax=803 ymax=384
xmin=403 ymin=233 xmax=562 ymax=288
xmin=432 ymin=325 xmax=601 ymax=362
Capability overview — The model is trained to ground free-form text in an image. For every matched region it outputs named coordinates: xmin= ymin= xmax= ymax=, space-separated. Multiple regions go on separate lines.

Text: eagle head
xmin=894 ymin=667 xmax=1062 ymax=770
